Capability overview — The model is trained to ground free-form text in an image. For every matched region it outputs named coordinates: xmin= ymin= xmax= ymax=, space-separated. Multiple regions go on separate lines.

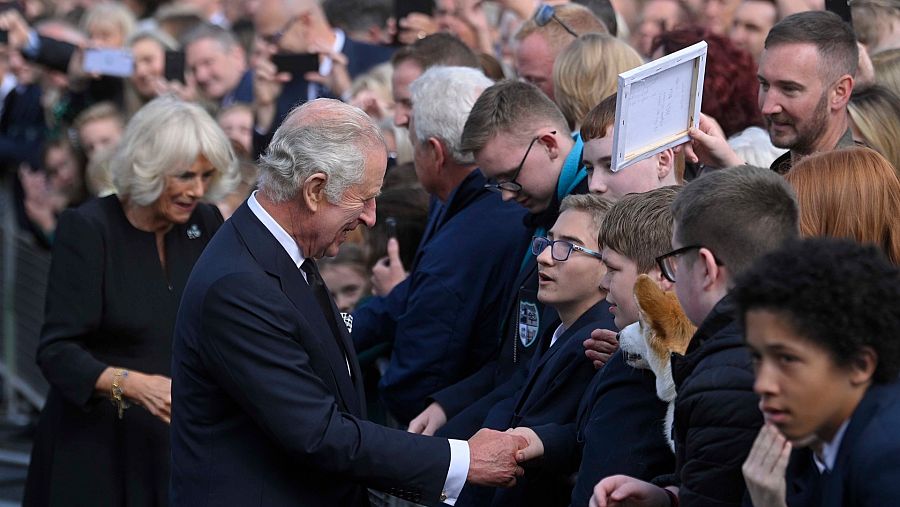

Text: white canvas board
xmin=611 ymin=41 xmax=707 ymax=172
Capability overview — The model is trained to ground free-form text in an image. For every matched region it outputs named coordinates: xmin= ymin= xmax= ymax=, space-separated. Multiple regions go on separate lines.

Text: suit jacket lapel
xmin=230 ymin=203 xmax=363 ymax=417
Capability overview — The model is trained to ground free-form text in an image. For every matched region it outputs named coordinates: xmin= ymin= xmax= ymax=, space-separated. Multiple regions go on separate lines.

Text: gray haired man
xmin=171 ymin=98 xmax=530 ymax=507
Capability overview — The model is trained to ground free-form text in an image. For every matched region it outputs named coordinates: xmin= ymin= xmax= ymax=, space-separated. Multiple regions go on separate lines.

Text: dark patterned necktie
xmin=300 ymin=259 xmax=341 ymax=340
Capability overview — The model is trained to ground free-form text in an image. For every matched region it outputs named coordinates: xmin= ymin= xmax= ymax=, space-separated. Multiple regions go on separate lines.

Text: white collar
xmin=813 ymin=418 xmax=851 ymax=473
xmin=549 ymin=323 xmax=567 ymax=349
xmin=247 ymin=191 xmax=307 ymax=270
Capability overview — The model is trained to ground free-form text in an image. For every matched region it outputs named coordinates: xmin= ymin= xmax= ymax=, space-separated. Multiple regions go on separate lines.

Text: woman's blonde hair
xmin=872 ymin=48 xmax=900 ymax=98
xmin=111 ymin=96 xmax=239 ymax=206
xmin=349 ymin=63 xmax=394 ymax=107
xmin=552 ymin=33 xmax=643 ymax=129
xmin=786 ymin=147 xmax=900 ymax=265
xmin=127 ymin=28 xmax=178 ymax=52
xmin=81 ymin=2 xmax=136 ymax=45
xmin=848 ymin=85 xmax=900 ymax=177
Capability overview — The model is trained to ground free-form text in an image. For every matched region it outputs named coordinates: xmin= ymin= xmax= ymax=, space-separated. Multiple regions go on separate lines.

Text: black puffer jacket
xmin=670 ymin=296 xmax=763 ymax=506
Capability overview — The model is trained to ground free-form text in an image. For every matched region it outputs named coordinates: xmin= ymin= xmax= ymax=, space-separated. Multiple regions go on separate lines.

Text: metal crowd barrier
xmin=0 ymin=177 xmax=49 ymax=423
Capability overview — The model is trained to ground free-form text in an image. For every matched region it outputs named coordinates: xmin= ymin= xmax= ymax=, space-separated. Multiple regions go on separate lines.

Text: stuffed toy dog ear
xmin=634 ymin=275 xmax=695 ymax=357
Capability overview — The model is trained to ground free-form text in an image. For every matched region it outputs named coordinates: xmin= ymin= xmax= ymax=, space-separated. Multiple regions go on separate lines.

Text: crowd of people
xmin=3 ymin=0 xmax=899 ymax=506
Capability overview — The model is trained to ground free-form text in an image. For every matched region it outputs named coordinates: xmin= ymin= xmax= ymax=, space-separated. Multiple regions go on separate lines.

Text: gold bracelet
xmin=111 ymin=369 xmax=130 ymax=419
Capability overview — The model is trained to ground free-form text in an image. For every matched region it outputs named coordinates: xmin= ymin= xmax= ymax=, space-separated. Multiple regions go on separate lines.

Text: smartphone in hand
xmin=272 ymin=53 xmax=319 ymax=76
xmin=385 ymin=217 xmax=398 ymax=239
xmin=395 ymin=0 xmax=435 ymax=21
xmin=83 ymin=48 xmax=134 ymax=77
xmin=164 ymin=50 xmax=186 ymax=84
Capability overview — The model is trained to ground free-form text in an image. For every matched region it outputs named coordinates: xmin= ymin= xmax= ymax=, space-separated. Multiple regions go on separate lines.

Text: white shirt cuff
xmin=441 ymin=439 xmax=470 ymax=505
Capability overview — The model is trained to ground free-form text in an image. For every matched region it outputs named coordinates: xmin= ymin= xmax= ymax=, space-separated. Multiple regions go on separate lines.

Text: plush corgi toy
xmin=618 ymin=274 xmax=697 ymax=451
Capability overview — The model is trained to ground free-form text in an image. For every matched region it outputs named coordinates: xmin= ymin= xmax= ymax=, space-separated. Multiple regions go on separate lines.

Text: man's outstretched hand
xmin=466 ymin=428 xmax=528 ymax=487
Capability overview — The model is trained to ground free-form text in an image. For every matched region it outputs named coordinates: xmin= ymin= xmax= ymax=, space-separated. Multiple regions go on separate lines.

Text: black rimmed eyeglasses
xmin=534 ymin=4 xmax=579 ymax=38
xmin=655 ymin=245 xmax=723 ymax=283
xmin=484 ymin=131 xmax=556 ymax=194
xmin=532 ymin=236 xmax=603 ymax=261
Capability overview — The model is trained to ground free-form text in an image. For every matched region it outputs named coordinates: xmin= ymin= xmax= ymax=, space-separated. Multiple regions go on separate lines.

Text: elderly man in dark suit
xmin=170 ymin=99 xmax=528 ymax=507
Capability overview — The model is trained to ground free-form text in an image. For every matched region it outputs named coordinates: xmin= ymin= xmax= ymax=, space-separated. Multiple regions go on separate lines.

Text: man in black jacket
xmin=591 ymin=166 xmax=798 ymax=507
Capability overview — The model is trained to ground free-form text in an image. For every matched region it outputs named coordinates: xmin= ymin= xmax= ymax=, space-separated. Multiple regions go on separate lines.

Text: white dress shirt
xmin=549 ymin=323 xmax=567 ymax=349
xmin=813 ymin=418 xmax=851 ymax=473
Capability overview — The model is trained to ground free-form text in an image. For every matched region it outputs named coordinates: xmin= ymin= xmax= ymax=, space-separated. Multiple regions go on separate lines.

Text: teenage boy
xmin=580 ymin=94 xmax=680 ymax=202
xmin=592 ymin=166 xmax=798 ymax=507
xmin=510 ymin=187 xmax=681 ymax=507
xmin=579 ymin=93 xmax=682 ymax=369
xmin=735 ymin=238 xmax=900 ymax=507
xmin=464 ymin=194 xmax=615 ymax=507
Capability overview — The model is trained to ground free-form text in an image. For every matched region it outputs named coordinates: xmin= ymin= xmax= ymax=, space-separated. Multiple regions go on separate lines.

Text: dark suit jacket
xmin=567 ymin=350 xmax=674 ymax=507
xmin=1 ymin=84 xmax=48 ymax=245
xmin=486 ymin=301 xmax=617 ymax=507
xmin=432 ymin=269 xmax=544 ymax=440
xmin=29 ymin=35 xmax=77 ymax=73
xmin=170 ymin=202 xmax=451 ymax=507
xmin=342 ymin=37 xmax=396 ymax=77
xmin=0 ymin=84 xmax=45 ymax=170
xmin=783 ymin=379 xmax=900 ymax=507
xmin=522 ymin=349 xmax=673 ymax=507
xmin=484 ymin=300 xmax=614 ymax=431
xmin=221 ymin=70 xmax=254 ymax=107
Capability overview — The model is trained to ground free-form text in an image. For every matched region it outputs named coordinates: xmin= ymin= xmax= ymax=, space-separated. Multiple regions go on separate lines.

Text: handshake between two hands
xmin=465 ymin=427 xmax=545 ymax=488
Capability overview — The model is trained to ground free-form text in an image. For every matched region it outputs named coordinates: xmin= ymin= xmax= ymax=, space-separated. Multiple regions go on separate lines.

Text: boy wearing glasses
xmin=482 ymin=195 xmax=615 ymax=506
xmin=460 ymin=194 xmax=616 ymax=506
xmin=507 ymin=187 xmax=680 ymax=507
xmin=592 ymin=166 xmax=798 ymax=507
